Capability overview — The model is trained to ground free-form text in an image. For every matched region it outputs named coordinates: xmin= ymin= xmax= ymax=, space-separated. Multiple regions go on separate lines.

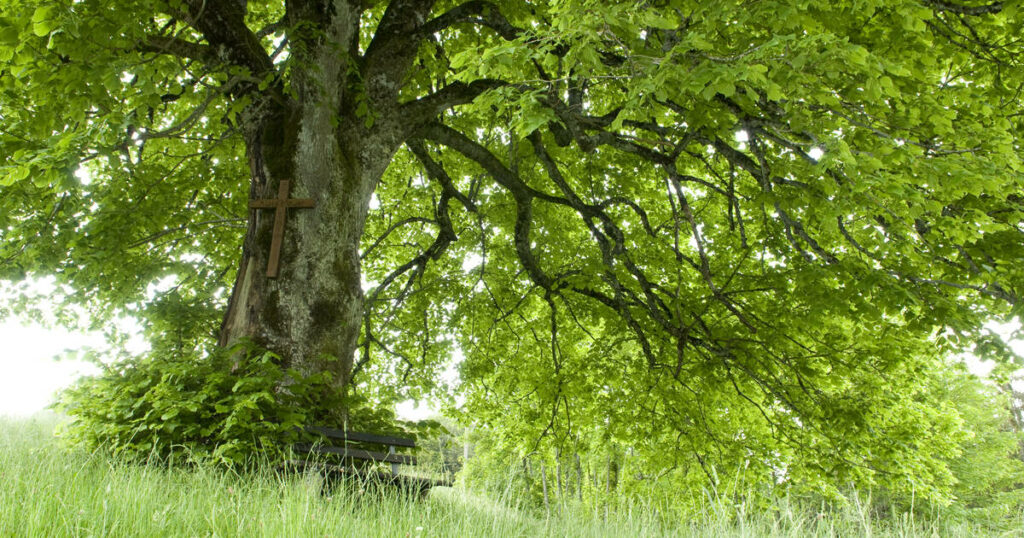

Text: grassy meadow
xmin=0 ymin=415 xmax=1017 ymax=537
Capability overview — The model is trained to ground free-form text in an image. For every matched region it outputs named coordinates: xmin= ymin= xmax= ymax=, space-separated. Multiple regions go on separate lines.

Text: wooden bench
xmin=286 ymin=426 xmax=450 ymax=492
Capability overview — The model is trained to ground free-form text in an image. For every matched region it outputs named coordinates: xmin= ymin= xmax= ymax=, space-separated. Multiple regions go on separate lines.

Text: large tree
xmin=1 ymin=0 xmax=1022 ymax=487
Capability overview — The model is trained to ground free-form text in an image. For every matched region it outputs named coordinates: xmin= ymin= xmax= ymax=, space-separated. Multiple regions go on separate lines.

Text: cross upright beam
xmin=248 ymin=180 xmax=315 ymax=277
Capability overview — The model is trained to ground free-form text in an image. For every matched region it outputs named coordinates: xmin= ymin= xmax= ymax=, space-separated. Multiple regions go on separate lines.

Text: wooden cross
xmin=248 ymin=180 xmax=315 ymax=278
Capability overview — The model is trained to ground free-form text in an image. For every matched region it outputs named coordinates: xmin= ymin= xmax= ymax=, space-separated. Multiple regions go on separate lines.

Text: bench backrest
xmin=306 ymin=426 xmax=416 ymax=447
xmin=294 ymin=426 xmax=418 ymax=473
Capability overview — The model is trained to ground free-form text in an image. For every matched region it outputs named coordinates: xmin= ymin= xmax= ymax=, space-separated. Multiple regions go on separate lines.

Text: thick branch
xmin=138 ymin=36 xmax=216 ymax=63
xmin=924 ymin=0 xmax=1004 ymax=15
xmin=180 ymin=0 xmax=274 ymax=78
xmin=419 ymin=0 xmax=521 ymax=40
xmin=362 ymin=0 xmax=438 ymax=105
xmin=400 ymin=79 xmax=506 ymax=127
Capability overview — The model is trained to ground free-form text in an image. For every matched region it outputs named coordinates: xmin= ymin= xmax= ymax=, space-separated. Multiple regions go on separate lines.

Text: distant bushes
xmin=935 ymin=372 xmax=1024 ymax=522
xmin=457 ymin=365 xmax=1024 ymax=529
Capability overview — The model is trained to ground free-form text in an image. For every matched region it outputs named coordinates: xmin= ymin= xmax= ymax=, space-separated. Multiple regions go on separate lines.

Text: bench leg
xmin=389 ymin=445 xmax=399 ymax=474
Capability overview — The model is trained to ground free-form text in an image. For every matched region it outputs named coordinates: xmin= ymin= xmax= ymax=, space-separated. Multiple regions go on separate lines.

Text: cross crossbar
xmin=248 ymin=180 xmax=314 ymax=277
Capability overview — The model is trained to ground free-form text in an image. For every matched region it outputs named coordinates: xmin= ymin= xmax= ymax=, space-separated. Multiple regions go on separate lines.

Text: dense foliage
xmin=1 ymin=0 xmax=1022 ymax=514
xmin=56 ymin=342 xmax=348 ymax=465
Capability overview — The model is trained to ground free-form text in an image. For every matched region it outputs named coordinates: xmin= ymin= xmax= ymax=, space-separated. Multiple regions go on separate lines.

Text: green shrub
xmin=56 ymin=342 xmax=346 ymax=466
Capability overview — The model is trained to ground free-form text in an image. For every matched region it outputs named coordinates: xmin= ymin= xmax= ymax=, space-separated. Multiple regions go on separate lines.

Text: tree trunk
xmin=217 ymin=3 xmax=409 ymax=415
xmin=556 ymin=449 xmax=565 ymax=515
xmin=541 ymin=460 xmax=550 ymax=516
xmin=575 ymin=452 xmax=583 ymax=501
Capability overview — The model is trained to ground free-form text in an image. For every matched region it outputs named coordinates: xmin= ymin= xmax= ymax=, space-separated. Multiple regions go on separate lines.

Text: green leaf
xmin=31 ymin=6 xmax=58 ymax=37
xmin=0 ymin=24 xmax=19 ymax=45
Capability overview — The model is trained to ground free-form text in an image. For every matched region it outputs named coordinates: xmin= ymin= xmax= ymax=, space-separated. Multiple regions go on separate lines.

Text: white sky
xmin=0 ymin=320 xmax=102 ymax=417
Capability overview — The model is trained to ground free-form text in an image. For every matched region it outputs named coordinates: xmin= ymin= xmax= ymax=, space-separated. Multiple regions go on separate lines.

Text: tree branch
xmin=138 ymin=36 xmax=216 ymax=63
xmin=400 ymin=79 xmax=506 ymax=127
xmin=924 ymin=0 xmax=1004 ymax=15
xmin=419 ymin=0 xmax=521 ymax=40
xmin=179 ymin=0 xmax=275 ymax=79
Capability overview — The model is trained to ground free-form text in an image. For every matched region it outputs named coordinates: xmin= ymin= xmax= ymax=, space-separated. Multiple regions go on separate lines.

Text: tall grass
xmin=0 ymin=415 xmax=1014 ymax=537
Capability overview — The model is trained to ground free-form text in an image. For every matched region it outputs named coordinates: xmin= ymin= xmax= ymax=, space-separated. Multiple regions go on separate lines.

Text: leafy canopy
xmin=1 ymin=0 xmax=1022 ymax=498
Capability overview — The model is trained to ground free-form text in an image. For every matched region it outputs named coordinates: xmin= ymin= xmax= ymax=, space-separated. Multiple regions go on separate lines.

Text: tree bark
xmin=541 ymin=460 xmax=550 ymax=516
xmin=186 ymin=0 xmax=453 ymax=422
xmin=217 ymin=2 xmax=408 ymax=413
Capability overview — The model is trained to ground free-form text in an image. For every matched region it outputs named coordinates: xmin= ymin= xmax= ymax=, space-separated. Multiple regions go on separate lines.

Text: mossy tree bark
xmin=217 ymin=1 xmax=445 ymax=403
